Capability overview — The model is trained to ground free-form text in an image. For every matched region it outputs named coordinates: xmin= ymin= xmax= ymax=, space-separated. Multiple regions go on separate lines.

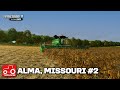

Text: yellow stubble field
xmin=0 ymin=45 xmax=120 ymax=79
xmin=0 ymin=45 xmax=62 ymax=79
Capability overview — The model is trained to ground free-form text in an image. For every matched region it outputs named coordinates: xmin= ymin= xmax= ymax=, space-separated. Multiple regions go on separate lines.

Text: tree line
xmin=0 ymin=28 xmax=53 ymax=45
xmin=0 ymin=28 xmax=120 ymax=47
xmin=66 ymin=38 xmax=120 ymax=47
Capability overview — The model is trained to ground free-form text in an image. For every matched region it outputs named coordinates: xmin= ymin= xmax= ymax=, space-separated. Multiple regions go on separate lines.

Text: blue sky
xmin=0 ymin=11 xmax=120 ymax=42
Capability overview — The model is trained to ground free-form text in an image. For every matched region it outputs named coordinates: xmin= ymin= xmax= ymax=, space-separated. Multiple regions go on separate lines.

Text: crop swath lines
xmin=0 ymin=48 xmax=25 ymax=64
xmin=0 ymin=45 xmax=120 ymax=79
xmin=0 ymin=45 xmax=61 ymax=79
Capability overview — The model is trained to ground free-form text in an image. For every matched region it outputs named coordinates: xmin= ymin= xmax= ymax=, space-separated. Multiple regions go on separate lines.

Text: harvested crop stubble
xmin=0 ymin=45 xmax=120 ymax=79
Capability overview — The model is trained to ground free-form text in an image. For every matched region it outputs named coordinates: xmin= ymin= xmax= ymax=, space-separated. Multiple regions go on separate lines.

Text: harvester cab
xmin=40 ymin=35 xmax=68 ymax=53
xmin=52 ymin=35 xmax=67 ymax=46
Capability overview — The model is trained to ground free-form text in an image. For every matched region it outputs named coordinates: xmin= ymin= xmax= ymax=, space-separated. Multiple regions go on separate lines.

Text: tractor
xmin=40 ymin=35 xmax=89 ymax=53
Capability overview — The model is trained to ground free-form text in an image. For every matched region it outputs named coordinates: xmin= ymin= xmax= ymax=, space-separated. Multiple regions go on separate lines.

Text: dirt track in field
xmin=0 ymin=45 xmax=74 ymax=79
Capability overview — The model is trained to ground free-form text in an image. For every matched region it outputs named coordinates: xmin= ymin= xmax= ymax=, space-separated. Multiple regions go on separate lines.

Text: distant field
xmin=0 ymin=45 xmax=120 ymax=79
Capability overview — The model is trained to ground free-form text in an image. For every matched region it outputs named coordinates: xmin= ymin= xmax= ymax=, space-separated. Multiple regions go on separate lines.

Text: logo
xmin=2 ymin=64 xmax=17 ymax=77
xmin=4 ymin=14 xmax=24 ymax=21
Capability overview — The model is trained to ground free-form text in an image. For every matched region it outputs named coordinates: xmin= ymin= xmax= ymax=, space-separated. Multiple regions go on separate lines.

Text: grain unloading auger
xmin=40 ymin=35 xmax=89 ymax=53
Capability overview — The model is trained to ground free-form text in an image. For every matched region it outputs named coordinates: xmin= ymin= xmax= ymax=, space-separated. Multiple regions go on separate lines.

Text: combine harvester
xmin=40 ymin=35 xmax=89 ymax=53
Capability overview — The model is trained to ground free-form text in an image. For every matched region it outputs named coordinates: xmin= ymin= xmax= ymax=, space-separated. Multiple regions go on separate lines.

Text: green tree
xmin=94 ymin=40 xmax=103 ymax=47
xmin=71 ymin=37 xmax=78 ymax=47
xmin=23 ymin=30 xmax=32 ymax=44
xmin=109 ymin=41 xmax=114 ymax=46
xmin=82 ymin=39 xmax=90 ymax=46
xmin=16 ymin=31 xmax=24 ymax=44
xmin=103 ymin=40 xmax=110 ymax=47
xmin=77 ymin=39 xmax=82 ymax=46
xmin=66 ymin=38 xmax=72 ymax=45
xmin=8 ymin=28 xmax=17 ymax=41
xmin=90 ymin=41 xmax=96 ymax=47
xmin=32 ymin=35 xmax=42 ymax=45
xmin=0 ymin=30 xmax=7 ymax=42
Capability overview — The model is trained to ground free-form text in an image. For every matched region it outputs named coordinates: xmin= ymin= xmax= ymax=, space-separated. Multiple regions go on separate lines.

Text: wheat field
xmin=0 ymin=45 xmax=120 ymax=79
